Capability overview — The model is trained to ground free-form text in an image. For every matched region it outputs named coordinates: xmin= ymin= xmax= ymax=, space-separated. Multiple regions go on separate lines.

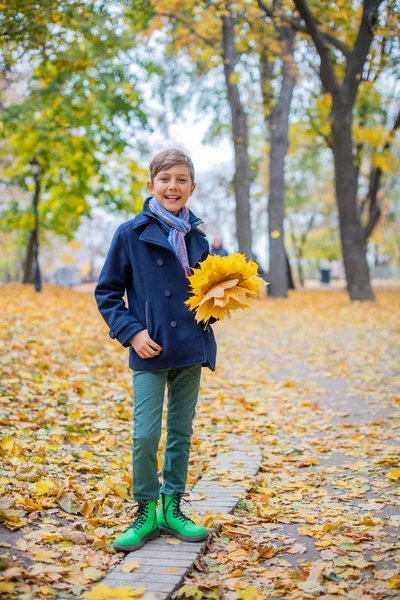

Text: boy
xmin=94 ymin=148 xmax=217 ymax=552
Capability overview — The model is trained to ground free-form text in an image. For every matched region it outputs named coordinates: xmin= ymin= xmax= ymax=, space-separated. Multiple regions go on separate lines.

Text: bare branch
xmin=363 ymin=109 xmax=400 ymax=241
xmin=293 ymin=0 xmax=340 ymax=95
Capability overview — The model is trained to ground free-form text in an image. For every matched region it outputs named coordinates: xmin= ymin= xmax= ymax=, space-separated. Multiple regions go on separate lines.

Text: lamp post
xmin=29 ymin=157 xmax=42 ymax=292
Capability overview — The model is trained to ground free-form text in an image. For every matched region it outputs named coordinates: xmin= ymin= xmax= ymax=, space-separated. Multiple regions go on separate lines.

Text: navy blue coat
xmin=94 ymin=198 xmax=217 ymax=371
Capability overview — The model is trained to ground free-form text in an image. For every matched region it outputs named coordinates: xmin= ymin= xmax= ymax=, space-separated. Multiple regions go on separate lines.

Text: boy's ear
xmin=147 ymin=180 xmax=154 ymax=193
xmin=190 ymin=182 xmax=196 ymax=195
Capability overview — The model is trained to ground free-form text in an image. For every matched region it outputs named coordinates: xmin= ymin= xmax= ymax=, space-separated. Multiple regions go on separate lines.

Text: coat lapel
xmin=139 ymin=222 xmax=209 ymax=268
xmin=134 ymin=198 xmax=209 ymax=269
xmin=139 ymin=222 xmax=172 ymax=252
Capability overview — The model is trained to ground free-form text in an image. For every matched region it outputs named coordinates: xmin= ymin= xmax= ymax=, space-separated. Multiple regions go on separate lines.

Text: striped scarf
xmin=149 ymin=197 xmax=192 ymax=276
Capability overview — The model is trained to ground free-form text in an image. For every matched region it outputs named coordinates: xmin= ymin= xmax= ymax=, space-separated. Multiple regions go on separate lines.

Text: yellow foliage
xmin=61 ymin=254 xmax=75 ymax=266
xmin=185 ymin=253 xmax=266 ymax=327
xmin=372 ymin=150 xmax=399 ymax=173
xmin=82 ymin=584 xmax=145 ymax=599
xmin=68 ymin=240 xmax=82 ymax=252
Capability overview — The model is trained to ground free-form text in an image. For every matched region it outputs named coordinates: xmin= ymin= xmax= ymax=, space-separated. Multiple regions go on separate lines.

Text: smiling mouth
xmin=165 ymin=196 xmax=181 ymax=200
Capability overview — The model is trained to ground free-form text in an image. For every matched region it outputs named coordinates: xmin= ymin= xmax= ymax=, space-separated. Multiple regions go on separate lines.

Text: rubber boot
xmin=157 ymin=492 xmax=209 ymax=542
xmin=113 ymin=500 xmax=160 ymax=552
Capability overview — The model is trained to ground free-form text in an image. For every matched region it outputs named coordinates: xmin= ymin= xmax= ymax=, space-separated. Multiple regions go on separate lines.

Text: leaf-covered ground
xmin=0 ymin=285 xmax=399 ymax=600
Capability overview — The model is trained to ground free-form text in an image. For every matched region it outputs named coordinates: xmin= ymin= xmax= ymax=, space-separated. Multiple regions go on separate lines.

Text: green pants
xmin=131 ymin=364 xmax=202 ymax=502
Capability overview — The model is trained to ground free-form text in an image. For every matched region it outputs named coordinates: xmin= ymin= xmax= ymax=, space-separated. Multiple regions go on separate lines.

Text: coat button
xmin=164 ymin=289 xmax=171 ymax=297
xmin=170 ymin=321 xmax=177 ymax=328
xmin=157 ymin=258 xmax=164 ymax=266
xmin=109 ymin=330 xmax=116 ymax=339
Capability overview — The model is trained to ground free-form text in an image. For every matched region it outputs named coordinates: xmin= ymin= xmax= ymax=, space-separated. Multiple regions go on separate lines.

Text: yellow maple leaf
xmin=82 ymin=583 xmax=146 ymax=599
xmin=34 ymin=479 xmax=56 ymax=496
xmin=387 ymin=469 xmax=400 ymax=480
xmin=166 ymin=538 xmax=182 ymax=545
xmin=237 ymin=586 xmax=266 ymax=600
xmin=39 ymin=585 xmax=54 ymax=595
xmin=1 ymin=437 xmax=14 ymax=451
xmin=389 ymin=575 xmax=400 ymax=590
xmin=121 ymin=561 xmax=140 ymax=573
xmin=82 ymin=450 xmax=93 ymax=459
xmin=185 ymin=253 xmax=266 ymax=327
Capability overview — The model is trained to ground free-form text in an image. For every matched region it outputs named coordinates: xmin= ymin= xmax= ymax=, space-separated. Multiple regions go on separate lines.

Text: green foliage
xmin=0 ymin=0 xmax=149 ymax=238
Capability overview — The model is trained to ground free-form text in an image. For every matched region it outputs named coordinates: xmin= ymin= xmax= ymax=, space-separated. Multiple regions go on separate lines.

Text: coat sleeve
xmin=94 ymin=224 xmax=145 ymax=348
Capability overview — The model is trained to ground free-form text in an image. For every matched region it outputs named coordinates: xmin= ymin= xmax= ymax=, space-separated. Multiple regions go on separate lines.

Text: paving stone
xmin=160 ymin=539 xmax=207 ymax=549
xmin=104 ymin=573 xmax=181 ymax=584
xmin=190 ymin=504 xmax=236 ymax=511
xmin=192 ymin=489 xmax=243 ymax=494
xmin=149 ymin=566 xmax=187 ymax=575
xmin=142 ymin=583 xmax=178 ymax=593
xmin=119 ymin=557 xmax=194 ymax=568
xmin=144 ymin=541 xmax=205 ymax=553
xmin=191 ymin=499 xmax=237 ymax=505
xmin=193 ymin=483 xmax=246 ymax=489
xmin=98 ymin=579 xmax=148 ymax=589
xmin=122 ymin=549 xmax=200 ymax=559
xmin=108 ymin=565 xmax=153 ymax=577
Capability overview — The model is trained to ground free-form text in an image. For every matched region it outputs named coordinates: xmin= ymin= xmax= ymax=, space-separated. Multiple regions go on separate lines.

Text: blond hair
xmin=149 ymin=148 xmax=195 ymax=183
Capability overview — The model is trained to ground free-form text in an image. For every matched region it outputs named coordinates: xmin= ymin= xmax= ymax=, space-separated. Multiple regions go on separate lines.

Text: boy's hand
xmin=131 ymin=330 xmax=162 ymax=359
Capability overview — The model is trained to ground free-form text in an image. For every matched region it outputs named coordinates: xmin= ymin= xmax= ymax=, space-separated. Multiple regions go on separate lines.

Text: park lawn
xmin=0 ymin=284 xmax=399 ymax=599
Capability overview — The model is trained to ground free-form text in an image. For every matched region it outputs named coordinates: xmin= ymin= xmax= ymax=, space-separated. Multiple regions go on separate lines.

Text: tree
xmin=222 ymin=7 xmax=253 ymax=259
xmin=0 ymin=1 xmax=149 ymax=281
xmin=258 ymin=0 xmax=297 ymax=297
xmin=292 ymin=0 xmax=387 ymax=300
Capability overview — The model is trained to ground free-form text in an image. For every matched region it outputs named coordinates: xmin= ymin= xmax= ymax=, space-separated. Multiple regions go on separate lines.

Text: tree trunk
xmin=296 ymin=248 xmax=304 ymax=287
xmin=268 ymin=26 xmax=296 ymax=297
xmin=22 ymin=230 xmax=35 ymax=284
xmin=286 ymin=251 xmax=296 ymax=289
xmin=222 ymin=13 xmax=252 ymax=259
xmin=330 ymin=100 xmax=375 ymax=301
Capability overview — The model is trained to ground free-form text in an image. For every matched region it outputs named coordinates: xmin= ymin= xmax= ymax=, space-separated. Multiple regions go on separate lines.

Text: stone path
xmin=83 ymin=437 xmax=262 ymax=599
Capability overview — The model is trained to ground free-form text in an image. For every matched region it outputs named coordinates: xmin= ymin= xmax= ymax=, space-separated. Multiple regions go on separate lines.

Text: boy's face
xmin=147 ymin=163 xmax=196 ymax=216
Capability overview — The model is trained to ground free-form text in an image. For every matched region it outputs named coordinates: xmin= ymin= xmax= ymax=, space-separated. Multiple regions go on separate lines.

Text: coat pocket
xmin=144 ymin=301 xmax=163 ymax=349
xmin=145 ymin=301 xmax=150 ymax=332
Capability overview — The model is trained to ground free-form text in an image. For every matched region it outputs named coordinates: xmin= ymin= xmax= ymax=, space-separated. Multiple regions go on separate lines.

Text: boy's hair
xmin=149 ymin=148 xmax=195 ymax=183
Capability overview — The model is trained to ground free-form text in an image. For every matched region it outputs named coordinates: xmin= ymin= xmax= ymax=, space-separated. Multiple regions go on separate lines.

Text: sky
xmin=167 ymin=119 xmax=233 ymax=174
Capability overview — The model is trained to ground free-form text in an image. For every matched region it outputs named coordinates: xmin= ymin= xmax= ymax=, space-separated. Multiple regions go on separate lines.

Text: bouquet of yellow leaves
xmin=185 ymin=253 xmax=267 ymax=327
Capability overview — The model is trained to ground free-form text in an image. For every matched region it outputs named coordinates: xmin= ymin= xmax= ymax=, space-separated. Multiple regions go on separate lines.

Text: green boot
xmin=157 ymin=492 xmax=209 ymax=542
xmin=113 ymin=500 xmax=160 ymax=552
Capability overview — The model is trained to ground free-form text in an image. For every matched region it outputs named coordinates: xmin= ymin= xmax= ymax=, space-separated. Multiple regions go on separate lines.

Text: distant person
xmin=210 ymin=237 xmax=229 ymax=257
